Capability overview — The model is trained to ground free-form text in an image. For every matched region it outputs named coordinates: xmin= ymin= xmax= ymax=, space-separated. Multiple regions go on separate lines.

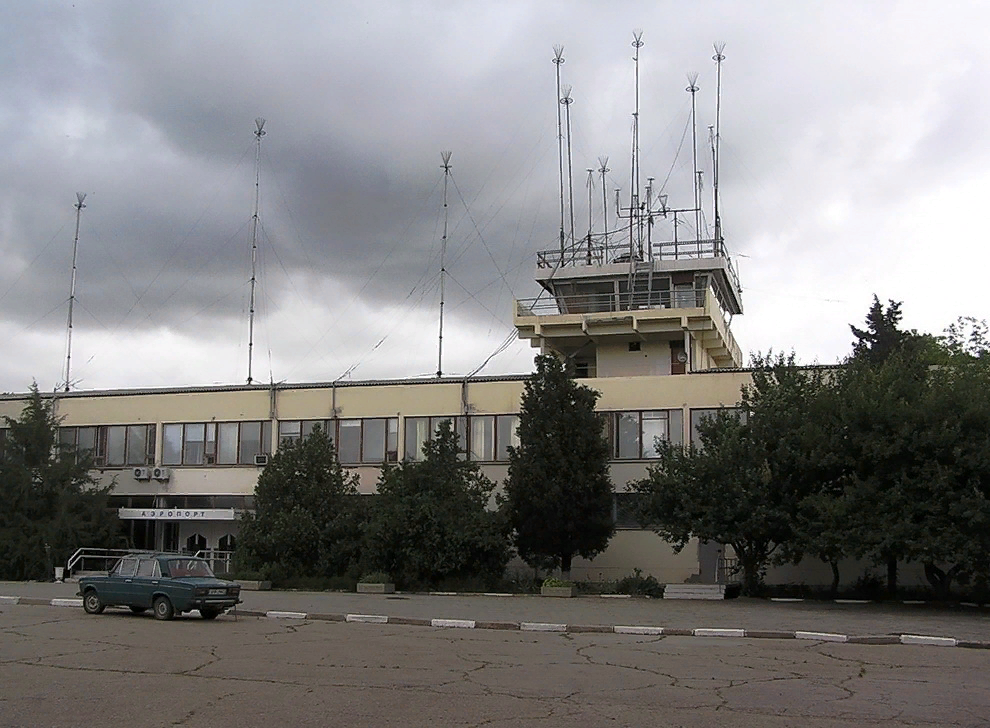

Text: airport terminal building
xmin=2 ymin=235 xmax=785 ymax=585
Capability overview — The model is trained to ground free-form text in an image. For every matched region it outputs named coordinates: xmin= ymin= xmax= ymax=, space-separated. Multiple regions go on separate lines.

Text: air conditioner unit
xmin=152 ymin=467 xmax=171 ymax=481
xmin=132 ymin=467 xmax=152 ymax=481
xmin=254 ymin=453 xmax=269 ymax=467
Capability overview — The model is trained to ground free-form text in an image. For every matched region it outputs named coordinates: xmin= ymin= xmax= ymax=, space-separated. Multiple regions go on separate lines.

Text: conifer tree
xmin=504 ymin=354 xmax=613 ymax=579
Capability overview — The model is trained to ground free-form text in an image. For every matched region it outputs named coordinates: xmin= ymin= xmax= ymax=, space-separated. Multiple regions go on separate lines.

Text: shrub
xmin=615 ymin=569 xmax=664 ymax=598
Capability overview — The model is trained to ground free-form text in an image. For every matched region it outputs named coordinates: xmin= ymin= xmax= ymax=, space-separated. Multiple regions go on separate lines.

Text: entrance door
xmin=162 ymin=522 xmax=179 ymax=553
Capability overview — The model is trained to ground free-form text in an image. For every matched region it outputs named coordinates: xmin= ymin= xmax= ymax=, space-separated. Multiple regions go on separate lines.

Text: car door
xmin=129 ymin=558 xmax=161 ymax=609
xmin=102 ymin=557 xmax=139 ymax=605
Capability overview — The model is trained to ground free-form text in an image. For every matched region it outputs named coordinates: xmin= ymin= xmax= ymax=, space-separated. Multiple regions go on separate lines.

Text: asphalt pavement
xmin=2 ymin=580 xmax=989 ymax=644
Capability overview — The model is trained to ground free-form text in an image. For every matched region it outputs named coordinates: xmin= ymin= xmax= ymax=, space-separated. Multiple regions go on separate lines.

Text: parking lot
xmin=2 ymin=602 xmax=989 ymax=727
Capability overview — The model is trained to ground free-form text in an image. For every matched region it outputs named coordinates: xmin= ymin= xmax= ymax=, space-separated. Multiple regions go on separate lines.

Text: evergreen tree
xmin=364 ymin=420 xmax=510 ymax=588
xmin=238 ymin=426 xmax=362 ymax=579
xmin=503 ymin=354 xmax=613 ymax=579
xmin=0 ymin=384 xmax=120 ymax=580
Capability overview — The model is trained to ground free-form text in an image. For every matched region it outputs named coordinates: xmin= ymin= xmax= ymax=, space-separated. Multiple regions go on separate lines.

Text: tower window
xmin=628 ymin=341 xmax=641 ymax=352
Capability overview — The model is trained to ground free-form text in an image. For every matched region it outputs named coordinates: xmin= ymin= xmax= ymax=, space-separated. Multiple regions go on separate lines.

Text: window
xmin=404 ymin=415 xmax=518 ymax=463
xmin=136 ymin=559 xmax=160 ymax=578
xmin=278 ymin=418 xmax=397 ymax=464
xmin=162 ymin=421 xmax=271 ymax=466
xmin=403 ymin=416 xmax=467 ymax=461
xmin=112 ymin=558 xmax=138 ymax=578
xmin=613 ymin=492 xmax=649 ymax=529
xmin=0 ymin=427 xmax=6 ymax=462
xmin=690 ymin=407 xmax=745 ymax=447
xmin=59 ymin=424 xmax=155 ymax=466
xmin=606 ymin=410 xmax=683 ymax=459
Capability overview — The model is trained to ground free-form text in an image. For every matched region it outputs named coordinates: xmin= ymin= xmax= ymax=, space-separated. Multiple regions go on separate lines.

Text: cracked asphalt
xmin=2 ymin=604 xmax=989 ymax=727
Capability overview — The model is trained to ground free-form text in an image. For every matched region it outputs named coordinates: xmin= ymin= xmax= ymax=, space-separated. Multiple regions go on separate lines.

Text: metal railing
xmin=194 ymin=549 xmax=236 ymax=576
xmin=716 ymin=556 xmax=740 ymax=584
xmin=516 ymin=289 xmax=707 ymax=317
xmin=66 ymin=547 xmax=160 ymax=576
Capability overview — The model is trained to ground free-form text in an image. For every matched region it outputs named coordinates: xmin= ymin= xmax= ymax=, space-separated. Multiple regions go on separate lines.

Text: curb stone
xmin=2 ymin=595 xmax=977 ymax=649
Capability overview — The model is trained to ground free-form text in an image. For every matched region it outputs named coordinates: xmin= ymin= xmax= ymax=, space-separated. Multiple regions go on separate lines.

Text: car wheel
xmin=83 ymin=590 xmax=105 ymax=615
xmin=153 ymin=595 xmax=174 ymax=621
xmin=199 ymin=607 xmax=220 ymax=620
xmin=129 ymin=606 xmax=147 ymax=614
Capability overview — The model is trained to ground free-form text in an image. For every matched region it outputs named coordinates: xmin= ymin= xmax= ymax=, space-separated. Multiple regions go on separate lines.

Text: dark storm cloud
xmin=2 ymin=1 xmax=990 ymax=389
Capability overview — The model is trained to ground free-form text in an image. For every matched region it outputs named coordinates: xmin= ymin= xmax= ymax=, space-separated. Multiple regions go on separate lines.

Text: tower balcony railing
xmin=535 ymin=237 xmax=741 ymax=300
xmin=516 ymin=289 xmax=708 ymax=317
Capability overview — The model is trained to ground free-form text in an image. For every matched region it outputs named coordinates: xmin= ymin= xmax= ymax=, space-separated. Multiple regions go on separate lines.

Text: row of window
xmin=50 ymin=408 xmax=736 ymax=469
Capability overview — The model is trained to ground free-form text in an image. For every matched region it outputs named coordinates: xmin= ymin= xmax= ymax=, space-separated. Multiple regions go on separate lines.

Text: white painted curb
xmin=431 ymin=618 xmax=476 ymax=629
xmin=770 ymin=597 xmax=804 ymax=602
xmin=346 ymin=614 xmax=388 ymax=624
xmin=520 ymin=622 xmax=567 ymax=632
xmin=51 ymin=598 xmax=83 ymax=608
xmin=834 ymin=599 xmax=870 ymax=604
xmin=0 ymin=596 xmax=20 ymax=605
xmin=266 ymin=610 xmax=307 ymax=619
xmin=796 ymin=631 xmax=848 ymax=642
xmin=900 ymin=634 xmax=957 ymax=647
xmin=614 ymin=625 xmax=664 ymax=635
xmin=693 ymin=628 xmax=745 ymax=638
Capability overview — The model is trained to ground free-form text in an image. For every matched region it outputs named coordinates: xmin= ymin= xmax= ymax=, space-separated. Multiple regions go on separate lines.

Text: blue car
xmin=78 ymin=554 xmax=241 ymax=620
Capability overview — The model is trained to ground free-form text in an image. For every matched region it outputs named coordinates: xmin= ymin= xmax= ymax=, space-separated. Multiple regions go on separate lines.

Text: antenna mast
xmin=598 ymin=155 xmax=610 ymax=259
xmin=686 ymin=73 xmax=701 ymax=244
xmin=585 ymin=168 xmax=594 ymax=263
xmin=553 ymin=45 xmax=566 ymax=257
xmin=437 ymin=151 xmax=452 ymax=379
xmin=712 ymin=43 xmax=726 ymax=245
xmin=247 ymin=117 xmax=266 ymax=385
xmin=561 ymin=84 xmax=576 ymax=258
xmin=632 ymin=30 xmax=644 ymax=258
xmin=63 ymin=192 xmax=86 ymax=392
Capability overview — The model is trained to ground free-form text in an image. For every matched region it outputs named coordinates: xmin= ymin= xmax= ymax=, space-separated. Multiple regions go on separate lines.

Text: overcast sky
xmin=2 ymin=1 xmax=988 ymax=393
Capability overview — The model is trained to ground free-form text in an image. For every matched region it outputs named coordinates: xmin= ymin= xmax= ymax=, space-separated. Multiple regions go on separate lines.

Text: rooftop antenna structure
xmin=686 ymin=72 xmax=701 ymax=244
xmin=553 ymin=45 xmax=567 ymax=258
xmin=63 ymin=192 xmax=86 ymax=392
xmin=598 ymin=155 xmax=610 ymax=259
xmin=585 ymin=168 xmax=595 ymax=263
xmin=561 ymin=84 xmax=576 ymax=258
xmin=247 ymin=117 xmax=266 ymax=385
xmin=616 ymin=30 xmax=645 ymax=264
xmin=712 ymin=42 xmax=726 ymax=245
xmin=632 ymin=30 xmax=644 ymax=259
xmin=437 ymin=150 xmax=452 ymax=379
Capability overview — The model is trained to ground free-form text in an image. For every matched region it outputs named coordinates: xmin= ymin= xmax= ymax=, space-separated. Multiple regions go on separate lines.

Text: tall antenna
xmin=63 ymin=192 xmax=86 ymax=392
xmin=247 ymin=117 xmax=266 ymax=385
xmin=561 ymin=84 xmax=576 ymax=255
xmin=585 ymin=168 xmax=594 ymax=263
xmin=437 ymin=150 xmax=452 ymax=379
xmin=712 ymin=42 xmax=726 ymax=245
xmin=686 ymin=73 xmax=701 ymax=244
xmin=553 ymin=45 xmax=566 ymax=257
xmin=632 ymin=30 xmax=644 ymax=258
xmin=598 ymin=155 xmax=610 ymax=259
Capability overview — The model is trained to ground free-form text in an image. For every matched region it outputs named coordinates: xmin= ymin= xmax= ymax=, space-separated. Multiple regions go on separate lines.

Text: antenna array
xmin=247 ymin=117 xmax=266 ymax=385
xmin=63 ymin=192 xmax=87 ymax=392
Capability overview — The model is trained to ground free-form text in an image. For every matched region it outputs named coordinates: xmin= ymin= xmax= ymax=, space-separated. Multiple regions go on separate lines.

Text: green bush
xmin=359 ymin=571 xmax=392 ymax=584
xmin=615 ymin=569 xmax=664 ymax=598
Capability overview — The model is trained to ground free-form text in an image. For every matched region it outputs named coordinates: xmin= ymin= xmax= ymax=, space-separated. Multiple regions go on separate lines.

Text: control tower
xmin=514 ymin=39 xmax=742 ymax=378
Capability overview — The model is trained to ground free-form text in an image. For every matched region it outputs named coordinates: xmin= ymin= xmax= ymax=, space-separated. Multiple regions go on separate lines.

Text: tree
xmin=0 ymin=384 xmax=121 ymax=580
xmin=363 ymin=420 xmax=510 ymax=588
xmin=503 ymin=354 xmax=613 ymax=578
xmin=238 ymin=426 xmax=362 ymax=579
xmin=634 ymin=354 xmax=826 ymax=594
xmin=843 ymin=296 xmax=939 ymax=595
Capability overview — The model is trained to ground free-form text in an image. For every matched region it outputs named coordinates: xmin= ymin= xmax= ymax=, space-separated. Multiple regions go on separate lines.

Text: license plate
xmin=208 ymin=588 xmax=226 ymax=596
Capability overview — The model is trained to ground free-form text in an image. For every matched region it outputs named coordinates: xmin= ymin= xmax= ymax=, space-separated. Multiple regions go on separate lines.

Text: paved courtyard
xmin=2 ymin=587 xmax=989 ymax=727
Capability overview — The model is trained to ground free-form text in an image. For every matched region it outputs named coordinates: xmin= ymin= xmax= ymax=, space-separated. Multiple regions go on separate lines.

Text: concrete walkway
xmin=3 ymin=580 xmax=988 ymax=645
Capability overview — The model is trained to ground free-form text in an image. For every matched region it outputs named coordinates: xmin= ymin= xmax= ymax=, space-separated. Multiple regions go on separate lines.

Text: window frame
xmin=604 ymin=409 xmax=684 ymax=460
xmin=161 ymin=421 xmax=272 ymax=466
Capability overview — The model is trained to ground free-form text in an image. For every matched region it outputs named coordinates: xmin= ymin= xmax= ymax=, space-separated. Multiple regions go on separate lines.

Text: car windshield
xmin=166 ymin=558 xmax=216 ymax=578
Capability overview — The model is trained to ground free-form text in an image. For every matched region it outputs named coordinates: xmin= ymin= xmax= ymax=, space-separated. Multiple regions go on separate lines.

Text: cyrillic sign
xmin=117 ymin=508 xmax=236 ymax=521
